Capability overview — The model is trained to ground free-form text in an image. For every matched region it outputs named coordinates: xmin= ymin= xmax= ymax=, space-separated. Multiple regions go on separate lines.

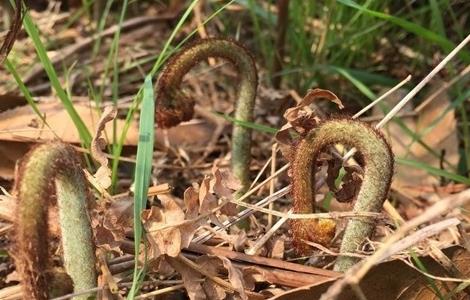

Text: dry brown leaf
xmin=144 ymin=192 xmax=206 ymax=259
xmin=90 ymin=106 xmax=117 ymax=190
xmin=166 ymin=256 xmax=207 ymax=300
xmin=143 ymin=195 xmax=186 ymax=258
xmin=91 ymin=106 xmax=117 ymax=167
xmin=199 ymin=176 xmax=218 ymax=214
xmin=272 ymin=246 xmax=470 ymax=300
xmin=0 ymin=99 xmax=138 ymax=144
xmin=91 ymin=196 xmax=134 ymax=255
xmin=210 ymin=165 xmax=241 ymax=216
xmin=168 ymin=255 xmax=250 ymax=300
xmin=275 ymin=88 xmax=344 ymax=161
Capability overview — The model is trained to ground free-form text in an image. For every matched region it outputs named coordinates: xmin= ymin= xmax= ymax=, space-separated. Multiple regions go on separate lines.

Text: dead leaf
xmin=89 ymin=106 xmax=116 ymax=190
xmin=143 ymin=195 xmax=185 ymax=258
xmin=91 ymin=196 xmax=134 ymax=255
xmin=275 ymin=89 xmax=345 ymax=162
xmin=143 ymin=192 xmax=207 ymax=259
xmin=91 ymin=106 xmax=117 ymax=167
xmin=210 ymin=166 xmax=240 ymax=216
xmin=0 ymin=99 xmax=138 ymax=145
xmin=166 ymin=256 xmax=207 ymax=300
xmin=272 ymin=246 xmax=470 ymax=300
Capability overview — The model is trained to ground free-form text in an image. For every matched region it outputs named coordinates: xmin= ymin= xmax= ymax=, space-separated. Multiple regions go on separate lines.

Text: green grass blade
xmin=128 ymin=75 xmax=155 ymax=299
xmin=5 ymin=59 xmax=54 ymax=133
xmin=396 ymin=158 xmax=470 ymax=185
xmin=410 ymin=252 xmax=445 ymax=299
xmin=215 ymin=112 xmax=278 ymax=134
xmin=21 ymin=8 xmax=92 ymax=146
xmin=337 ymin=0 xmax=470 ymax=63
xmin=92 ymin=0 xmax=115 ymax=57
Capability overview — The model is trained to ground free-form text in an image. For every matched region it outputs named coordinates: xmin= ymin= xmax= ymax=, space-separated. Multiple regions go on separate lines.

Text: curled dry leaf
xmin=326 ymin=158 xmax=363 ymax=203
xmin=275 ymin=88 xmax=344 ymax=160
xmin=90 ymin=106 xmax=117 ymax=190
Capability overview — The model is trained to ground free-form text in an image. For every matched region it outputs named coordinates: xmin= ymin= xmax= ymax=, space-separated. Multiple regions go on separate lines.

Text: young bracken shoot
xmin=155 ymin=37 xmax=258 ymax=192
xmin=290 ymin=119 xmax=394 ymax=272
xmin=13 ymin=142 xmax=96 ymax=300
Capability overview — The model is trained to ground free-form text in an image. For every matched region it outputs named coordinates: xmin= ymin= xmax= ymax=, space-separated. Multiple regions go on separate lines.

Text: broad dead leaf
xmin=272 ymin=246 xmax=470 ymax=300
xmin=143 ymin=195 xmax=186 ymax=258
xmin=0 ymin=99 xmax=138 ymax=144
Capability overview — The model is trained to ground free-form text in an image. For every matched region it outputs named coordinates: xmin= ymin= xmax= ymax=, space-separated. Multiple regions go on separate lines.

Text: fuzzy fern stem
xmin=156 ymin=38 xmax=258 ymax=191
xmin=290 ymin=119 xmax=393 ymax=272
xmin=14 ymin=142 xmax=96 ymax=300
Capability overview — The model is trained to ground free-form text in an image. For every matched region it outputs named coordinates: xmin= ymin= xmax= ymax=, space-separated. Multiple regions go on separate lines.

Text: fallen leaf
xmin=89 ymin=105 xmax=116 ymax=190
xmin=0 ymin=99 xmax=138 ymax=144
xmin=272 ymin=246 xmax=470 ymax=300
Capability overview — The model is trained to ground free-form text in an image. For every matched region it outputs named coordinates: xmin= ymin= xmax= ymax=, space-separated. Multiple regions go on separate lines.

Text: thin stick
xmin=230 ymin=197 xmax=382 ymax=220
xmin=267 ymin=143 xmax=278 ymax=228
xmin=135 ymin=284 xmax=185 ymax=299
xmin=192 ymin=185 xmax=291 ymax=244
xmin=352 ymin=75 xmax=412 ymax=119
xmin=320 ymin=188 xmax=470 ymax=300
xmin=376 ymin=33 xmax=470 ymax=129
xmin=245 ymin=209 xmax=292 ymax=256
xmin=415 ymin=64 xmax=470 ymax=113
xmin=342 ymin=75 xmax=412 ymax=162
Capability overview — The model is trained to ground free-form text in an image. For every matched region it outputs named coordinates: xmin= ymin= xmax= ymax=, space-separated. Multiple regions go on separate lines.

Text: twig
xmin=245 ymin=209 xmax=292 ymax=255
xmin=176 ymin=254 xmax=236 ymax=293
xmin=320 ymin=188 xmax=470 ymax=300
xmin=134 ymin=284 xmax=185 ymax=299
xmin=415 ymin=64 xmax=470 ymax=113
xmin=352 ymin=75 xmax=412 ymax=119
xmin=376 ymin=33 xmax=470 ymax=129
xmin=267 ymin=143 xmax=278 ymax=228
xmin=192 ymin=185 xmax=291 ymax=244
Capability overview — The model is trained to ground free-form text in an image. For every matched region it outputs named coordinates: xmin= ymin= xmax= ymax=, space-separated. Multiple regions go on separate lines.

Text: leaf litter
xmin=0 ymin=2 xmax=469 ymax=300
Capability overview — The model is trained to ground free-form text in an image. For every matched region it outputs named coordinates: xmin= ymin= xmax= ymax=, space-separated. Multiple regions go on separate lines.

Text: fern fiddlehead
xmin=290 ymin=118 xmax=393 ymax=271
xmin=156 ymin=37 xmax=258 ymax=191
xmin=14 ymin=142 xmax=96 ymax=299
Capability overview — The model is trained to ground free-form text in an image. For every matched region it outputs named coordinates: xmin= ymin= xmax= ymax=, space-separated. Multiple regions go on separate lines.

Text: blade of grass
xmin=92 ymin=0 xmax=115 ymax=57
xmin=337 ymin=0 xmax=470 ymax=63
xmin=21 ymin=7 xmax=92 ymax=146
xmin=460 ymin=105 xmax=470 ymax=176
xmin=396 ymin=157 xmax=470 ymax=185
xmin=214 ymin=112 xmax=278 ymax=134
xmin=410 ymin=251 xmax=445 ymax=300
xmin=128 ymin=75 xmax=155 ymax=299
xmin=428 ymin=0 xmax=446 ymax=38
xmin=4 ymin=58 xmax=56 ymax=135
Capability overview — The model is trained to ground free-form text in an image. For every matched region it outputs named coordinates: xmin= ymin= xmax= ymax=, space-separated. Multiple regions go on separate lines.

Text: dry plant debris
xmin=0 ymin=2 xmax=469 ymax=300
